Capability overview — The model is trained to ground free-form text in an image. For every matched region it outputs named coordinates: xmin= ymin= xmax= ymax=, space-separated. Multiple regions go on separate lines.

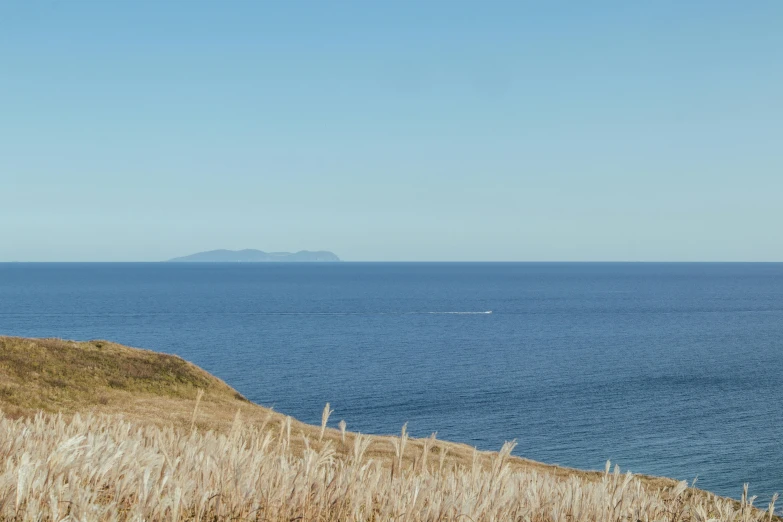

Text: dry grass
xmin=0 ymin=336 xmax=609 ymax=481
xmin=0 ymin=337 xmax=244 ymax=415
xmin=0 ymin=336 xmax=777 ymax=521
xmin=0 ymin=411 xmax=777 ymax=521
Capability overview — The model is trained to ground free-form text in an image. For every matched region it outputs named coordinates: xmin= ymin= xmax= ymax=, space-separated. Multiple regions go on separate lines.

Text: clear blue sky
xmin=2 ymin=1 xmax=781 ymax=261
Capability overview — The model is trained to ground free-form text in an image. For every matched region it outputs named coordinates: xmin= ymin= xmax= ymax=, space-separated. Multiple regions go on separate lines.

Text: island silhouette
xmin=167 ymin=249 xmax=340 ymax=262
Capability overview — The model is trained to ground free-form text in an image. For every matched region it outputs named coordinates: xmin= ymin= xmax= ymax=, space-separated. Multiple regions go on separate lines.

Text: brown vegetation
xmin=0 ymin=336 xmax=777 ymax=521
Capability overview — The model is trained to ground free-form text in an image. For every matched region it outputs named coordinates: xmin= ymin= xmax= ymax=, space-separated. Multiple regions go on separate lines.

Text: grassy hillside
xmin=0 ymin=336 xmax=777 ymax=521
xmin=0 ymin=336 xmax=601 ymax=478
xmin=0 ymin=337 xmax=246 ymax=427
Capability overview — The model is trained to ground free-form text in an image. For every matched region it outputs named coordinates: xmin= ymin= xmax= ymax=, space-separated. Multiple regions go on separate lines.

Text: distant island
xmin=167 ymin=249 xmax=340 ymax=262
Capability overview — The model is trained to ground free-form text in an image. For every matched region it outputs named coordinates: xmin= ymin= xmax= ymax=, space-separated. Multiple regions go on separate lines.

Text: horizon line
xmin=2 ymin=260 xmax=782 ymax=264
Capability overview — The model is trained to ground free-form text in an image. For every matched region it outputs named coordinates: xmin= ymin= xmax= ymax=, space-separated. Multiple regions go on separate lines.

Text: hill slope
xmin=0 ymin=336 xmax=671 ymax=481
xmin=0 ymin=336 xmax=559 ymax=474
xmin=0 ymin=336 xmax=245 ymax=421
xmin=0 ymin=336 xmax=774 ymax=521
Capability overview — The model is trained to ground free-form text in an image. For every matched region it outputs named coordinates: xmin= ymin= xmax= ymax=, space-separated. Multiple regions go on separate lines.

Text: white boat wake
xmin=426 ymin=311 xmax=492 ymax=315
xmin=245 ymin=311 xmax=494 ymax=316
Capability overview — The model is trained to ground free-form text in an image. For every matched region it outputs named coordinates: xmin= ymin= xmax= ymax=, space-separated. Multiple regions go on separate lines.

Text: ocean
xmin=1 ymin=262 xmax=781 ymax=503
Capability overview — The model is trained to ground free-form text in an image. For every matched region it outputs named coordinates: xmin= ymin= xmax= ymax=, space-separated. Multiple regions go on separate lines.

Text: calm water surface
xmin=1 ymin=262 xmax=781 ymax=503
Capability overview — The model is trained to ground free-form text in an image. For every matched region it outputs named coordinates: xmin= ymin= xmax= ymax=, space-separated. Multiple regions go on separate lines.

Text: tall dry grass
xmin=0 ymin=409 xmax=776 ymax=522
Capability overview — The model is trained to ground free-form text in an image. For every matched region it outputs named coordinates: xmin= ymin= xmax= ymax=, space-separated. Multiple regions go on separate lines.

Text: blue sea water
xmin=1 ymin=262 xmax=781 ymax=503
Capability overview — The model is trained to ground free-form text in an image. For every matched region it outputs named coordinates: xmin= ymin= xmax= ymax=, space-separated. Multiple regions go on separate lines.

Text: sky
xmin=1 ymin=1 xmax=781 ymax=262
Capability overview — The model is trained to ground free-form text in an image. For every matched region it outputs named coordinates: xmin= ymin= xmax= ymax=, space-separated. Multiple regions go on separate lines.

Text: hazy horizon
xmin=3 ymin=257 xmax=783 ymax=264
xmin=2 ymin=1 xmax=782 ymax=262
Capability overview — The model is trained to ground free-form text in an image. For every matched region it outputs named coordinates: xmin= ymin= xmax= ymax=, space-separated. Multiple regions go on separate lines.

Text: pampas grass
xmin=339 ymin=419 xmax=347 ymax=447
xmin=319 ymin=402 xmax=333 ymax=443
xmin=190 ymin=388 xmax=204 ymax=431
xmin=0 ymin=408 xmax=777 ymax=522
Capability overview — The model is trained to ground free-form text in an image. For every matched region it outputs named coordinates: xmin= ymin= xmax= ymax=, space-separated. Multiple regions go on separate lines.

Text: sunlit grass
xmin=0 ymin=409 xmax=777 ymax=521
xmin=0 ymin=336 xmax=778 ymax=521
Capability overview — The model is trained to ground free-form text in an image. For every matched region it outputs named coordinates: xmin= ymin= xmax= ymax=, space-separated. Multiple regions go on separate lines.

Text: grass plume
xmin=319 ymin=402 xmax=334 ymax=442
xmin=190 ymin=388 xmax=204 ymax=431
xmin=0 ymin=411 xmax=778 ymax=521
